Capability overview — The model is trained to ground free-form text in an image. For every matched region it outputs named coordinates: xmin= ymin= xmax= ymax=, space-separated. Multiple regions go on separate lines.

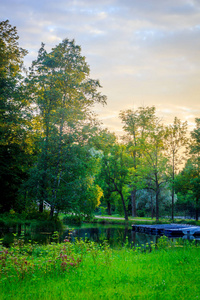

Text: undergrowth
xmin=1 ymin=234 xmax=200 ymax=300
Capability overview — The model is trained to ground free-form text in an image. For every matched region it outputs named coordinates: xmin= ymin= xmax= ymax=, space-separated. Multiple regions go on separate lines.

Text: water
xmin=63 ymin=224 xmax=158 ymax=248
xmin=1 ymin=223 xmax=199 ymax=248
xmin=63 ymin=224 xmax=200 ymax=248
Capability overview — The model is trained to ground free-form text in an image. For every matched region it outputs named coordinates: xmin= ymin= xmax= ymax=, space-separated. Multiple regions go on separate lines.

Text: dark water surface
xmin=64 ymin=224 xmax=157 ymax=248
xmin=1 ymin=223 xmax=199 ymax=248
xmin=63 ymin=224 xmax=200 ymax=248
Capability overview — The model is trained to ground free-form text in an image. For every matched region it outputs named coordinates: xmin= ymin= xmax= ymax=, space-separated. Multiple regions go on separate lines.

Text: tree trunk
xmin=131 ymin=146 xmax=137 ymax=218
xmin=155 ymin=178 xmax=159 ymax=221
xmin=156 ymin=190 xmax=159 ymax=221
xmin=171 ymin=188 xmax=174 ymax=221
xmin=150 ymin=190 xmax=154 ymax=219
xmin=171 ymin=152 xmax=175 ymax=221
xmin=39 ymin=116 xmax=50 ymax=213
xmin=120 ymin=191 xmax=129 ymax=221
xmin=131 ymin=189 xmax=137 ymax=217
xmin=113 ymin=181 xmax=128 ymax=220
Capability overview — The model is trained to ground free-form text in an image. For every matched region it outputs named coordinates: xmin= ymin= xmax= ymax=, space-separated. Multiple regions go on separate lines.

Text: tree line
xmin=0 ymin=20 xmax=199 ymax=221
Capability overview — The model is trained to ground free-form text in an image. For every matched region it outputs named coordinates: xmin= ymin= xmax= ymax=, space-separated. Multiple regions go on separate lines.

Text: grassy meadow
xmin=1 ymin=234 xmax=200 ymax=300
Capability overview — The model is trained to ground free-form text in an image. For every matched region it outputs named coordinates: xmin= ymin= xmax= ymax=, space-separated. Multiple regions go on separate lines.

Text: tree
xmin=92 ymin=129 xmax=117 ymax=215
xmin=174 ymin=118 xmax=200 ymax=221
xmin=189 ymin=118 xmax=200 ymax=220
xmin=120 ymin=106 xmax=168 ymax=219
xmin=140 ymin=116 xmax=168 ymax=221
xmin=175 ymin=159 xmax=200 ymax=220
xmin=165 ymin=117 xmax=188 ymax=220
xmin=0 ymin=20 xmax=32 ymax=212
xmin=98 ymin=144 xmax=129 ymax=220
xmin=119 ymin=106 xmax=157 ymax=217
xmin=26 ymin=39 xmax=106 ymax=215
xmin=135 ymin=184 xmax=171 ymax=218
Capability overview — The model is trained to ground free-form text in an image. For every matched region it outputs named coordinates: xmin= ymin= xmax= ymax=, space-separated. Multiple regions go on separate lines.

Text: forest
xmin=1 ymin=20 xmax=200 ymax=222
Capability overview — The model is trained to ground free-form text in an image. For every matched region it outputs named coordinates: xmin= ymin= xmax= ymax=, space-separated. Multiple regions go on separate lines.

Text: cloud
xmin=1 ymin=0 xmax=200 ymax=133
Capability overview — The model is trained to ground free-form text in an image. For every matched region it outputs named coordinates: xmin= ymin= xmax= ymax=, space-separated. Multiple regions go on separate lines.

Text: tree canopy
xmin=1 ymin=20 xmax=199 ymax=221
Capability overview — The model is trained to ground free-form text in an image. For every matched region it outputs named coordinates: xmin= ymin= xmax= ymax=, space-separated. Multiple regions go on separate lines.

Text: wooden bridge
xmin=132 ymin=224 xmax=200 ymax=237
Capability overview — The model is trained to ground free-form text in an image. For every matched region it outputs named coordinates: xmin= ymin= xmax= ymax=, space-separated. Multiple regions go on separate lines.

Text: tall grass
xmin=1 ymin=235 xmax=200 ymax=300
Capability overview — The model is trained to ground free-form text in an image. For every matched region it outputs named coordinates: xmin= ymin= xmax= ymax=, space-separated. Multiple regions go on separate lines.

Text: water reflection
xmin=63 ymin=225 xmax=200 ymax=248
xmin=64 ymin=226 xmax=159 ymax=248
xmin=1 ymin=224 xmax=200 ymax=248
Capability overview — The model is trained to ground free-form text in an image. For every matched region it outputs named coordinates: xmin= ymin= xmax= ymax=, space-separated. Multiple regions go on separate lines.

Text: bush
xmin=0 ymin=212 xmax=63 ymax=234
xmin=63 ymin=214 xmax=83 ymax=225
xmin=0 ymin=213 xmax=23 ymax=229
xmin=63 ymin=214 xmax=94 ymax=225
xmin=26 ymin=210 xmax=51 ymax=221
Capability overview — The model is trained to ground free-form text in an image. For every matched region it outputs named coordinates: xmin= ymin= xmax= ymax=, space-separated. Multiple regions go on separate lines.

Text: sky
xmin=1 ymin=0 xmax=200 ymax=134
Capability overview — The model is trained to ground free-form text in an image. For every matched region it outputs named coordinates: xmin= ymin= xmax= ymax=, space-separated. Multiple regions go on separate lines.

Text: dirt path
xmin=95 ymin=215 xmax=125 ymax=220
xmin=95 ymin=215 xmax=151 ymax=221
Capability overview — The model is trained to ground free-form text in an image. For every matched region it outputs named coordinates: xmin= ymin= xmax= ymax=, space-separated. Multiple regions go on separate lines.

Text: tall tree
xmin=189 ymin=118 xmax=200 ymax=220
xmin=174 ymin=118 xmax=200 ymax=221
xmin=175 ymin=158 xmax=200 ymax=221
xmin=93 ymin=129 xmax=117 ymax=215
xmin=0 ymin=20 xmax=32 ymax=212
xmin=26 ymin=39 xmax=106 ymax=215
xmin=165 ymin=117 xmax=188 ymax=221
xmin=138 ymin=112 xmax=168 ymax=221
xmin=119 ymin=106 xmax=157 ymax=217
xmin=98 ymin=144 xmax=129 ymax=220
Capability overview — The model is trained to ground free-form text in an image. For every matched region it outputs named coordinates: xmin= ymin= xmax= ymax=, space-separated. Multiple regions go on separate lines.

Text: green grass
xmin=1 ymin=236 xmax=200 ymax=299
xmin=59 ymin=212 xmax=200 ymax=227
xmin=92 ymin=215 xmax=171 ymax=226
xmin=92 ymin=215 xmax=200 ymax=226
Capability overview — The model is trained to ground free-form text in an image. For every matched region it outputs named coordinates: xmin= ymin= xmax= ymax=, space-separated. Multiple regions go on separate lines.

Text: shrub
xmin=63 ymin=214 xmax=94 ymax=225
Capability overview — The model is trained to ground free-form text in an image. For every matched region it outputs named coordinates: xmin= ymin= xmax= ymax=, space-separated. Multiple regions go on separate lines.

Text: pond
xmin=64 ymin=224 xmax=158 ymax=248
xmin=1 ymin=223 xmax=199 ymax=248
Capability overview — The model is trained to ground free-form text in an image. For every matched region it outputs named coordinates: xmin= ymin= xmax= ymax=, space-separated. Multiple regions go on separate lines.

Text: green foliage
xmin=0 ymin=212 xmax=63 ymax=233
xmin=119 ymin=106 xmax=170 ymax=220
xmin=23 ymin=38 xmax=106 ymax=216
xmin=63 ymin=214 xmax=84 ymax=225
xmin=98 ymin=144 xmax=130 ymax=220
xmin=0 ymin=21 xmax=107 ymax=217
xmin=63 ymin=213 xmax=95 ymax=225
xmin=1 ymin=21 xmax=200 ymax=222
xmin=175 ymin=147 xmax=200 ymax=221
xmin=0 ymin=20 xmax=33 ymax=212
xmin=165 ymin=117 xmax=188 ymax=220
xmin=136 ymin=209 xmax=146 ymax=217
xmin=0 ymin=214 xmax=23 ymax=229
xmin=1 ymin=237 xmax=200 ymax=300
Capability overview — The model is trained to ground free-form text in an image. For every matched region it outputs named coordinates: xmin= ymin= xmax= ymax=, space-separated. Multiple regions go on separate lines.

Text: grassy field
xmin=1 ymin=235 xmax=200 ymax=300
